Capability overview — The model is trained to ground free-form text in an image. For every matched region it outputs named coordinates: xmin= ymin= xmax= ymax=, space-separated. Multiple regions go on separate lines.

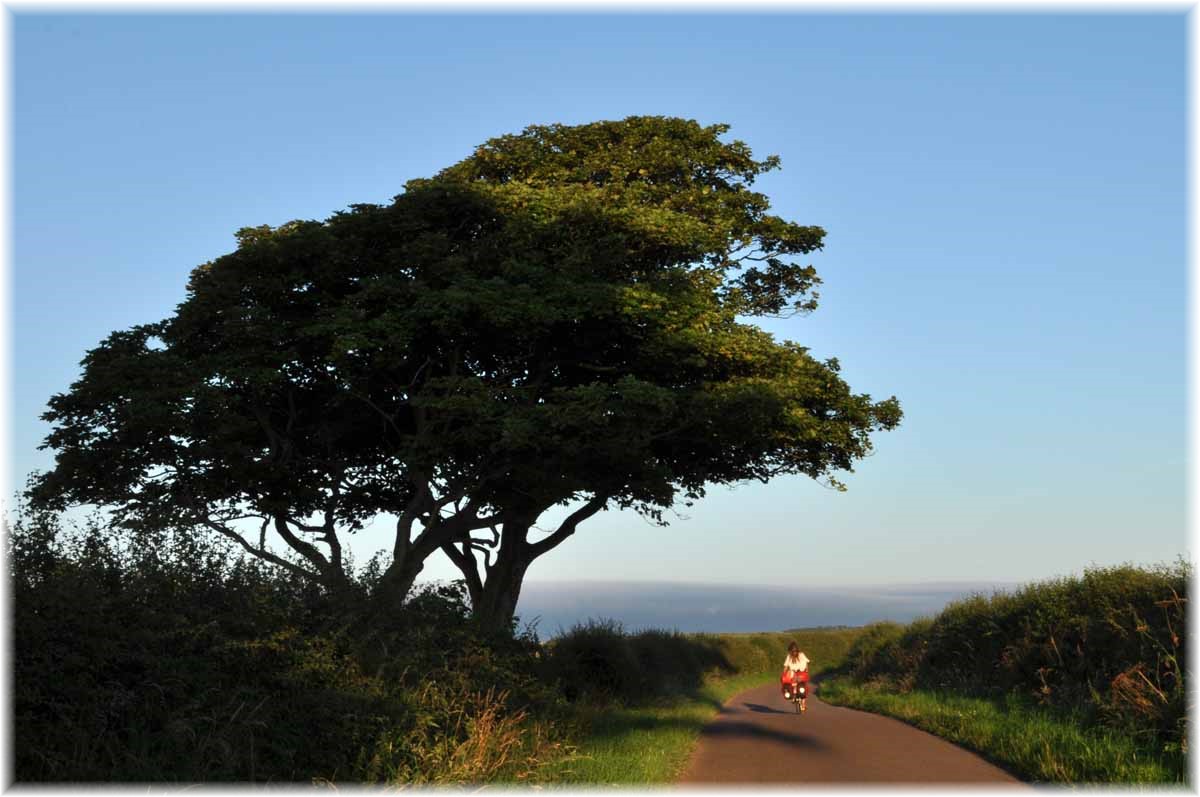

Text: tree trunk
xmin=470 ymin=519 xmax=532 ymax=634
xmin=319 ymin=567 xmax=358 ymax=608
xmin=369 ymin=510 xmax=474 ymax=621
xmin=473 ymin=556 xmax=530 ymax=634
xmin=453 ymin=498 xmax=608 ymax=634
xmin=369 ymin=554 xmax=426 ymax=620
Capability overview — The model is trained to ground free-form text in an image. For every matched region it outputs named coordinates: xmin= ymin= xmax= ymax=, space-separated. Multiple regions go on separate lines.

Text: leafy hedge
xmin=10 ymin=507 xmax=565 ymax=783
xmin=542 ymin=620 xmax=860 ymax=704
xmin=10 ymin=506 xmax=858 ymax=784
xmin=838 ymin=563 xmax=1188 ymax=757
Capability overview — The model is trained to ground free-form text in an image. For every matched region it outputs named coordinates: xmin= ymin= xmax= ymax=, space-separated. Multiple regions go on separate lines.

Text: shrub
xmin=837 ymin=563 xmax=1189 ymax=757
xmin=358 ymin=683 xmax=566 ymax=785
xmin=839 ymin=621 xmax=907 ymax=680
xmin=9 ymin=506 xmax=557 ymax=783
xmin=543 ymin=623 xmax=861 ymax=706
xmin=542 ymin=619 xmax=647 ymax=702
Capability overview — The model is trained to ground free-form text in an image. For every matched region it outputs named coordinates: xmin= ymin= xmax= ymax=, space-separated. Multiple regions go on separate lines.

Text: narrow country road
xmin=679 ymin=681 xmax=1024 ymax=785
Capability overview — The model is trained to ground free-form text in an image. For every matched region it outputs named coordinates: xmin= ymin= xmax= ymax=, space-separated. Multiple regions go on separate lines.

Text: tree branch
xmin=200 ymin=517 xmax=320 ymax=581
xmin=348 ymin=389 xmax=407 ymax=439
xmin=322 ymin=507 xmax=344 ymax=574
xmin=272 ymin=514 xmax=332 ymax=574
xmin=394 ymin=476 xmax=433 ymax=563
xmin=251 ymin=405 xmax=291 ymax=464
xmin=285 ymin=515 xmax=326 ymax=533
xmin=526 ymin=494 xmax=609 ymax=559
xmin=440 ymin=541 xmax=484 ymax=601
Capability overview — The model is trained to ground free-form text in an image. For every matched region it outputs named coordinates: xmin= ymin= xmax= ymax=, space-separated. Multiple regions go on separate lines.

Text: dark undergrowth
xmin=10 ymin=505 xmax=842 ymax=785
xmin=18 ymin=503 xmax=1177 ymax=785
xmin=10 ymin=505 xmax=569 ymax=783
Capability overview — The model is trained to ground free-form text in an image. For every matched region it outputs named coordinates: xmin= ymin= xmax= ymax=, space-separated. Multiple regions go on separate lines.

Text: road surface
xmin=679 ymin=681 xmax=1023 ymax=785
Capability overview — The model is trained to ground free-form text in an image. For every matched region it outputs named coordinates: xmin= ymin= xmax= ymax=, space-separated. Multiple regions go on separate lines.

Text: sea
xmin=511 ymin=580 xmax=1017 ymax=638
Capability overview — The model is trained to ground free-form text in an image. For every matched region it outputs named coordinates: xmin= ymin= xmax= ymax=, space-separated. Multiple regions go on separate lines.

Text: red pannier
xmin=780 ymin=669 xmax=809 ymax=686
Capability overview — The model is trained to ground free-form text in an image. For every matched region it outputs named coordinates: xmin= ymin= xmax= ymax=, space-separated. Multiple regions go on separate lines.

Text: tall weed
xmin=359 ymin=684 xmax=567 ymax=784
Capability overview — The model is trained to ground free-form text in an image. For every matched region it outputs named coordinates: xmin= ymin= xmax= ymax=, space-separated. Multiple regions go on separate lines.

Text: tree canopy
xmin=32 ymin=116 xmax=902 ymax=629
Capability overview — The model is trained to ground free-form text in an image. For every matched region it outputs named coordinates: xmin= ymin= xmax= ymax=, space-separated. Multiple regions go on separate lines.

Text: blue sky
xmin=11 ymin=12 xmax=1187 ymax=590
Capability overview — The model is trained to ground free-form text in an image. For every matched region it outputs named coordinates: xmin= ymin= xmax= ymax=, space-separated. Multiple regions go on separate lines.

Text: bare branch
xmin=440 ymin=541 xmax=484 ymax=601
xmin=407 ymin=357 xmax=433 ymax=390
xmin=272 ymin=514 xmax=332 ymax=573
xmin=285 ymin=389 xmax=298 ymax=435
xmin=480 ymin=525 xmax=501 ymax=549
xmin=322 ymin=509 xmax=344 ymax=574
xmin=469 ymin=541 xmax=495 ymax=572
xmin=250 ymin=405 xmax=290 ymax=464
xmin=526 ymin=494 xmax=609 ymax=559
xmin=348 ymin=390 xmax=407 ymax=439
xmin=206 ymin=513 xmax=268 ymax=525
xmin=200 ymin=517 xmax=319 ymax=581
xmin=285 ymin=515 xmax=326 ymax=533
xmin=394 ymin=475 xmax=434 ymax=561
xmin=576 ymin=362 xmax=620 ymax=373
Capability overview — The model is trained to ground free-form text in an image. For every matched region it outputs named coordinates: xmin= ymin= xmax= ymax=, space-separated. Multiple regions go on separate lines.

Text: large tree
xmin=31 ymin=116 xmax=901 ymax=630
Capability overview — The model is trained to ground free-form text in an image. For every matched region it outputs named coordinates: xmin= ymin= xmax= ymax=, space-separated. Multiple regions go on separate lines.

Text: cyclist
xmin=782 ymin=641 xmax=810 ymax=712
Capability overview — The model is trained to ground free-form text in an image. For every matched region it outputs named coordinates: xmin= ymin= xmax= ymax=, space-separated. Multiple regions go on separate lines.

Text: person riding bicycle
xmin=782 ymin=642 xmax=810 ymax=712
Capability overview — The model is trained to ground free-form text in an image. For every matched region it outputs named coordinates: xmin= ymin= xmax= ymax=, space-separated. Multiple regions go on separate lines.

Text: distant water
xmin=513 ymin=580 xmax=1017 ymax=638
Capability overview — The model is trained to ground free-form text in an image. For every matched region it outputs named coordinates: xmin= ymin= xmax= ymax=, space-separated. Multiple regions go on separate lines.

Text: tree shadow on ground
xmin=698 ymin=720 xmax=829 ymax=749
xmin=583 ymin=710 xmax=828 ymax=751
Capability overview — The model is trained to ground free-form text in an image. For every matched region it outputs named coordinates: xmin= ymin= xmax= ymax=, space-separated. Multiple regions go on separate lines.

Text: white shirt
xmin=784 ymin=652 xmax=809 ymax=673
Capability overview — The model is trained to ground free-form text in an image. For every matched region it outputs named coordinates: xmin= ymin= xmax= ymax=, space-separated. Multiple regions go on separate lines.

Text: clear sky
xmin=11 ymin=11 xmax=1188 ymax=590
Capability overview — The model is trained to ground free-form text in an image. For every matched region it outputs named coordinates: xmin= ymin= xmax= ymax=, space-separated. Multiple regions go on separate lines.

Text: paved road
xmin=679 ymin=681 xmax=1024 ymax=785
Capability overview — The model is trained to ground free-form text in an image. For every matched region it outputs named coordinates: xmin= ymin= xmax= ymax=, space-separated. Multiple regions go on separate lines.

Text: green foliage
xmin=540 ymin=676 xmax=765 ymax=785
xmin=840 ymin=620 xmax=906 ymax=675
xmin=30 ymin=115 xmax=901 ymax=631
xmin=13 ymin=504 xmax=865 ymax=785
xmin=820 ymin=683 xmax=1183 ymax=784
xmin=9 ymin=508 xmax=561 ymax=783
xmin=542 ymin=622 xmax=860 ymax=705
xmin=833 ymin=564 xmax=1189 ymax=772
xmin=357 ymin=683 xmax=565 ymax=785
xmin=537 ymin=624 xmax=865 ymax=784
xmin=542 ymin=621 xmax=731 ymax=703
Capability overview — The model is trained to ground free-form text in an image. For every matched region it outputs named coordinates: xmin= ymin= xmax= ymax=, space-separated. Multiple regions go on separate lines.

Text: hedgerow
xmin=837 ymin=563 xmax=1189 ymax=759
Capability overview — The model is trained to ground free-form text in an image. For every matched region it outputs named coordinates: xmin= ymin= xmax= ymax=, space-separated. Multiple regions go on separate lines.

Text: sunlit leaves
xmin=32 ymin=115 xmax=901 ymax=583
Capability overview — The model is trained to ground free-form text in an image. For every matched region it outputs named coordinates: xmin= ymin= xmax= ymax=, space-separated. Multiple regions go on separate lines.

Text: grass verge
xmin=535 ymin=671 xmax=773 ymax=785
xmin=819 ymin=679 xmax=1185 ymax=785
xmin=530 ymin=626 xmax=861 ymax=785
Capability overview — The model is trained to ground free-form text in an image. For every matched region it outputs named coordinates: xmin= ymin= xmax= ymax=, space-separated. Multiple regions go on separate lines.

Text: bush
xmin=838 ymin=563 xmax=1189 ymax=756
xmin=9 ymin=507 xmax=560 ymax=783
xmin=9 ymin=503 xmax=869 ymax=784
xmin=358 ymin=683 xmax=565 ymax=785
xmin=542 ymin=619 xmax=651 ymax=702
xmin=543 ymin=622 xmax=862 ymax=706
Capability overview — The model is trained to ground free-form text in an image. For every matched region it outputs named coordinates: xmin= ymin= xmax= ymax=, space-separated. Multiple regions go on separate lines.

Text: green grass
xmin=533 ymin=627 xmax=861 ymax=785
xmin=820 ymin=679 xmax=1185 ymax=785
xmin=18 ymin=508 xmax=1184 ymax=787
xmin=535 ymin=671 xmax=773 ymax=785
